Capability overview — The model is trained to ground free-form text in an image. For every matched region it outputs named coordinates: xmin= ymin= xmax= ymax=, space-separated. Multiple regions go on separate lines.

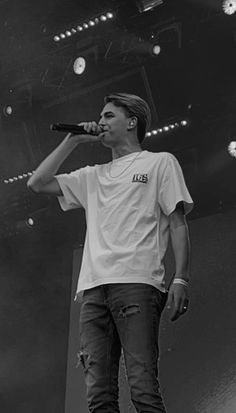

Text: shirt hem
xmin=76 ymin=277 xmax=167 ymax=296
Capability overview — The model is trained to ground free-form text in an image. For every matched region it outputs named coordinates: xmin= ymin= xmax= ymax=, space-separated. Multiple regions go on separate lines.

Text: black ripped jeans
xmin=79 ymin=283 xmax=167 ymax=413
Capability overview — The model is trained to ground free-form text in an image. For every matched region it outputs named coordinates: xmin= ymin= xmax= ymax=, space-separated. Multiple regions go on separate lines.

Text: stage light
xmin=54 ymin=35 xmax=60 ymax=42
xmin=152 ymin=44 xmax=161 ymax=56
xmin=77 ymin=25 xmax=83 ymax=31
xmin=66 ymin=30 xmax=72 ymax=37
xmin=26 ymin=217 xmax=35 ymax=227
xmin=73 ymin=57 xmax=86 ymax=75
xmin=228 ymin=141 xmax=236 ymax=157
xmin=222 ymin=0 xmax=236 ymax=15
xmin=100 ymin=15 xmax=107 ymax=21
xmin=60 ymin=33 xmax=66 ymax=39
xmin=83 ymin=23 xmax=89 ymax=29
xmin=181 ymin=120 xmax=188 ymax=126
xmin=106 ymin=12 xmax=114 ymax=18
xmin=3 ymin=105 xmax=13 ymax=116
xmin=89 ymin=20 xmax=95 ymax=26
xmin=136 ymin=0 xmax=163 ymax=13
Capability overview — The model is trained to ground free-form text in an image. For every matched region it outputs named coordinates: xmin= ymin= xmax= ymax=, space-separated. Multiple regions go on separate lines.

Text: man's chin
xmin=100 ymin=134 xmax=112 ymax=148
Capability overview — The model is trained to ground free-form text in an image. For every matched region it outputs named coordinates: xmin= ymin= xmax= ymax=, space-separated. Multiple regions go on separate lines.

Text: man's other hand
xmin=166 ymin=283 xmax=189 ymax=322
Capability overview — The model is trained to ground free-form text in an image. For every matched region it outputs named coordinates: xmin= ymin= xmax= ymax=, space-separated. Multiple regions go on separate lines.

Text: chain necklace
xmin=108 ymin=151 xmax=143 ymax=179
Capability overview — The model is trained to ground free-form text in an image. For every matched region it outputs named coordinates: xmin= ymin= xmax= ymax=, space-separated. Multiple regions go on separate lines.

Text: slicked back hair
xmin=104 ymin=93 xmax=151 ymax=144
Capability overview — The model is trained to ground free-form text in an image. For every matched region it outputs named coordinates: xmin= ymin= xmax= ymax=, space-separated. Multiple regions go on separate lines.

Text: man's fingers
xmin=78 ymin=122 xmax=100 ymax=134
xmin=170 ymin=295 xmax=180 ymax=321
xmin=170 ymin=309 xmax=180 ymax=322
xmin=166 ymin=291 xmax=173 ymax=309
xmin=171 ymin=299 xmax=189 ymax=322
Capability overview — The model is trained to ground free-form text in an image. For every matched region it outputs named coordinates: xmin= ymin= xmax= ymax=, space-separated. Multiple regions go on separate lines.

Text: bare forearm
xmin=27 ymin=134 xmax=78 ymax=190
xmin=170 ymin=223 xmax=191 ymax=281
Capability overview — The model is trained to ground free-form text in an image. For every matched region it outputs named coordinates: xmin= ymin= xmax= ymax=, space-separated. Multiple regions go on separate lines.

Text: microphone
xmin=50 ymin=123 xmax=102 ymax=136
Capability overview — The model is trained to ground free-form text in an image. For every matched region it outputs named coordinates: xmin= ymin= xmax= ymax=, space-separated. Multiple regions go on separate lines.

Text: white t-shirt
xmin=55 ymin=150 xmax=193 ymax=294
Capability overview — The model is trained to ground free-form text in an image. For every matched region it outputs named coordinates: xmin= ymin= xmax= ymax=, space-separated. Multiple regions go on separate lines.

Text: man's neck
xmin=112 ymin=145 xmax=142 ymax=160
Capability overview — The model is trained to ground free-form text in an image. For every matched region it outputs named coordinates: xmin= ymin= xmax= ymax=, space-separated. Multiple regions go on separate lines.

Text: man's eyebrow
xmin=99 ymin=111 xmax=114 ymax=119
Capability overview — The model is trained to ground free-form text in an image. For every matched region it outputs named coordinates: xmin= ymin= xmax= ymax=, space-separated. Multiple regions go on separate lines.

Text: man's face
xmin=98 ymin=102 xmax=130 ymax=147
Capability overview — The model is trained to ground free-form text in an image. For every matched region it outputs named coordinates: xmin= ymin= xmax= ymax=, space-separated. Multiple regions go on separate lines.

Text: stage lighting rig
xmin=3 ymin=171 xmax=34 ymax=185
xmin=145 ymin=118 xmax=190 ymax=138
xmin=53 ymin=11 xmax=115 ymax=42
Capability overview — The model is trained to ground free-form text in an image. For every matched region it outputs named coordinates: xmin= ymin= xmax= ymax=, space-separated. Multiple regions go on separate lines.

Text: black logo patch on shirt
xmin=132 ymin=174 xmax=148 ymax=184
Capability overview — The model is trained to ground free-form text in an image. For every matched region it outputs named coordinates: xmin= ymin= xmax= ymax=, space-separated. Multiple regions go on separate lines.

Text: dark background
xmin=0 ymin=0 xmax=236 ymax=412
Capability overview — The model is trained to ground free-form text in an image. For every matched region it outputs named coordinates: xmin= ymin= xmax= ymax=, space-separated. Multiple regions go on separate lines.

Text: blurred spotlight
xmin=100 ymin=15 xmax=107 ymax=21
xmin=26 ymin=217 xmax=35 ymax=227
xmin=3 ymin=105 xmax=13 ymax=116
xmin=151 ymin=44 xmax=161 ymax=56
xmin=73 ymin=57 xmax=86 ymax=75
xmin=27 ymin=217 xmax=35 ymax=227
xmin=15 ymin=207 xmax=49 ymax=234
xmin=228 ymin=141 xmax=236 ymax=158
xmin=222 ymin=0 xmax=236 ymax=15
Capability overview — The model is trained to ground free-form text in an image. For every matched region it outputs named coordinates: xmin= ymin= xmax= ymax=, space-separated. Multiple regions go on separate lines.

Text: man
xmin=28 ymin=93 xmax=193 ymax=413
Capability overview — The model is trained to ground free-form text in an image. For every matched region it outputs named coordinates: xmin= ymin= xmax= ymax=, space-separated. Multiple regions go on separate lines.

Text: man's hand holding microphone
xmin=51 ymin=121 xmax=105 ymax=144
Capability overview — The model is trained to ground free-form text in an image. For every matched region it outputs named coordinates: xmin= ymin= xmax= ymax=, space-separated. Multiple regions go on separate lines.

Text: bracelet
xmin=172 ymin=278 xmax=189 ymax=287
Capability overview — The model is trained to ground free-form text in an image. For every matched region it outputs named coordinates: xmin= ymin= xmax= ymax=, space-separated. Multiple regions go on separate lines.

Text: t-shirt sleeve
xmin=55 ymin=166 xmax=90 ymax=211
xmin=158 ymin=153 xmax=193 ymax=216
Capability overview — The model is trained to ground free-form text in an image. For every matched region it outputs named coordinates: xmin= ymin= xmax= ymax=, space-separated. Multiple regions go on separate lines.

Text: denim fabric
xmin=78 ymin=283 xmax=168 ymax=413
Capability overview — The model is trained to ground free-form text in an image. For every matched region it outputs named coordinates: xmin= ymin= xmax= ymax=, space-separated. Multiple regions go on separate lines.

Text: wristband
xmin=172 ymin=278 xmax=189 ymax=287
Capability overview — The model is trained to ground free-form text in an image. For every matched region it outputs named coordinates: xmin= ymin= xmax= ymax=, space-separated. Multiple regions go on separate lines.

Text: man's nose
xmin=98 ymin=118 xmax=105 ymax=126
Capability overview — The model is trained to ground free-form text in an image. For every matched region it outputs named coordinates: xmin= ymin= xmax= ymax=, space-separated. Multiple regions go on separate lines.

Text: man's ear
xmin=127 ymin=116 xmax=137 ymax=130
